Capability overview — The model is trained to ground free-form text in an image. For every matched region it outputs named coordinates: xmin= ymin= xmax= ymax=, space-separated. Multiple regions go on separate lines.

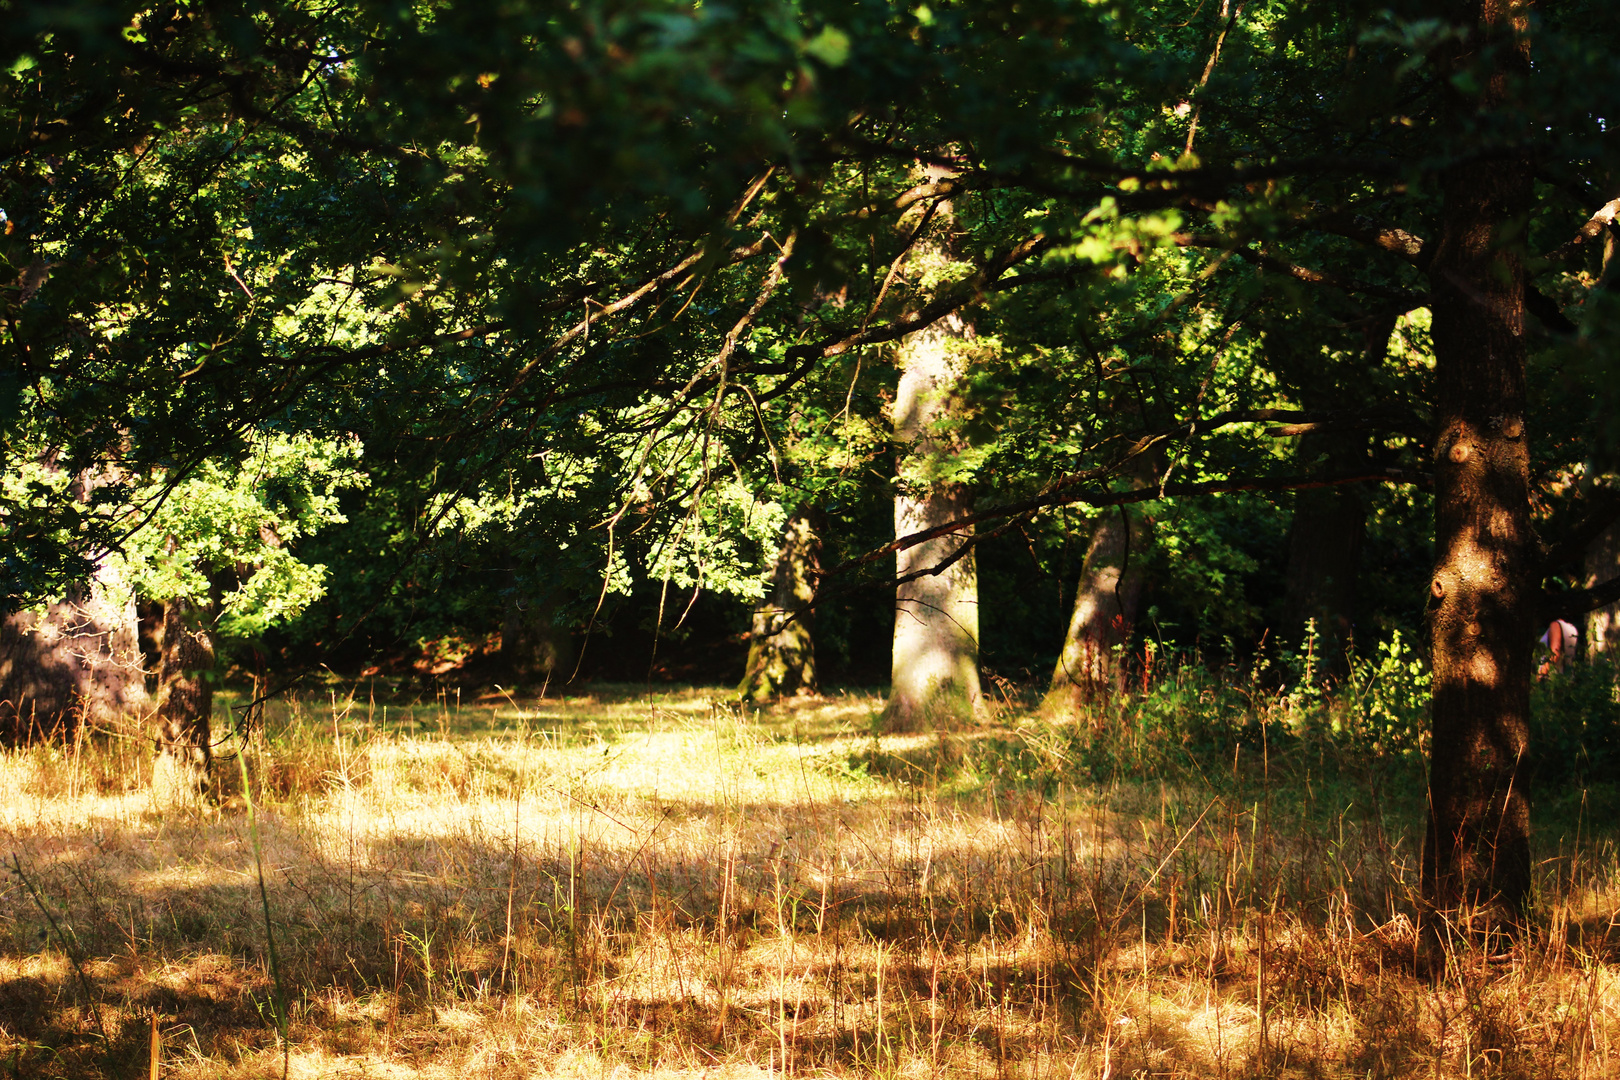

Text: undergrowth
xmin=0 ymin=662 xmax=1617 ymax=1079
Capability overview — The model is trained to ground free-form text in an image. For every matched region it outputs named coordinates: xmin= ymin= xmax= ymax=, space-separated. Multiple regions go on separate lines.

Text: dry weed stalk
xmin=0 ymin=685 xmax=1617 ymax=1077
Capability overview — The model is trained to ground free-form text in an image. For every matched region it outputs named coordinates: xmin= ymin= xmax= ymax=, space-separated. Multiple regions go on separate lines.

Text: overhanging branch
xmin=1541 ymin=576 xmax=1620 ymax=624
xmin=829 ymin=466 xmax=1425 ymax=580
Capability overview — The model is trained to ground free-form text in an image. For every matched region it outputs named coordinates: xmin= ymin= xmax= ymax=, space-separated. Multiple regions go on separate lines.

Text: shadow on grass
xmin=4 ymin=684 xmax=1620 ymax=1078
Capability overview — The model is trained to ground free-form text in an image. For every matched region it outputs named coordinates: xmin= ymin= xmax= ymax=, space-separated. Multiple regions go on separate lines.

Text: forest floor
xmin=2 ymin=683 xmax=1619 ymax=1079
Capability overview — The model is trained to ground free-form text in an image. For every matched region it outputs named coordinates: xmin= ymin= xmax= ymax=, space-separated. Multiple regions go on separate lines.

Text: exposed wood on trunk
xmin=1421 ymin=0 xmax=1535 ymax=913
xmin=154 ymin=595 xmax=215 ymax=793
xmin=739 ymin=504 xmax=821 ymax=703
xmin=886 ymin=308 xmax=982 ymax=729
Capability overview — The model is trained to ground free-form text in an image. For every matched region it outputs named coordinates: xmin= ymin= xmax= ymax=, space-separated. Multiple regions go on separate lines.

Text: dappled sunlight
xmin=1469 ymin=652 xmax=1501 ymax=686
xmin=4 ymin=686 xmax=1620 ymax=1077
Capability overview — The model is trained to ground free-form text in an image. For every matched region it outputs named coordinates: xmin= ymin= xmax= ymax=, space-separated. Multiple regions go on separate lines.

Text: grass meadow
xmin=3 ymin=672 xmax=1620 ymax=1079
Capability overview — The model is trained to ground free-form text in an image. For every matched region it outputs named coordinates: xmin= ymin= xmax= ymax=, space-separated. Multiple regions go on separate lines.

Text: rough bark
xmin=0 ymin=462 xmax=149 ymax=741
xmin=1421 ymin=0 xmax=1534 ymax=912
xmin=739 ymin=504 xmax=821 ymax=703
xmin=1585 ymin=520 xmax=1620 ymax=656
xmin=1280 ymin=433 xmax=1367 ymax=674
xmin=0 ymin=570 xmax=148 ymax=742
xmin=154 ymin=595 xmax=214 ymax=792
xmin=1044 ymin=475 xmax=1153 ymax=711
xmin=885 ymin=310 xmax=982 ymax=729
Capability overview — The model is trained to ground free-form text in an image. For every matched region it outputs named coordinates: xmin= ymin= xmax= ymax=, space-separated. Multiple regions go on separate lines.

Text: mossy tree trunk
xmin=739 ymin=503 xmax=821 ymax=703
xmin=1421 ymin=0 xmax=1534 ymax=913
xmin=154 ymin=595 xmax=215 ymax=792
xmin=885 ymin=310 xmax=982 ymax=729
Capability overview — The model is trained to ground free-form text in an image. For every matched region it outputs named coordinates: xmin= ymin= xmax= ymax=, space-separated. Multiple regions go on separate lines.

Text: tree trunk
xmin=501 ymin=579 xmax=574 ymax=685
xmin=885 ymin=311 xmax=982 ymax=729
xmin=0 ymin=463 xmax=149 ymax=742
xmin=154 ymin=595 xmax=215 ymax=792
xmin=0 ymin=561 xmax=148 ymax=743
xmin=1044 ymin=491 xmax=1151 ymax=712
xmin=1421 ymin=0 xmax=1534 ymax=912
xmin=739 ymin=503 xmax=821 ymax=703
xmin=1585 ymin=520 xmax=1620 ymax=656
xmin=1280 ymin=433 xmax=1367 ymax=675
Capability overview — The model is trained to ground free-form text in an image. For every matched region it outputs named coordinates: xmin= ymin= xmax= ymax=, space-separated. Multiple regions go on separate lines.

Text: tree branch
xmin=1176 ymin=234 xmax=1426 ymax=302
xmin=744 ymin=234 xmax=1052 ymax=401
xmin=1542 ymin=196 xmax=1620 ymax=263
xmin=1309 ymin=217 xmax=1578 ymax=332
xmin=829 ymin=466 xmax=1425 ymax=579
xmin=1310 ymin=214 xmax=1430 ymax=267
xmin=1540 ymin=576 xmax=1620 ymax=624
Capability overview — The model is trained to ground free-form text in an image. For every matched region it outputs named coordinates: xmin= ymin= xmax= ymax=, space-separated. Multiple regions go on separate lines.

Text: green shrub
xmin=1527 ymin=660 xmax=1620 ymax=792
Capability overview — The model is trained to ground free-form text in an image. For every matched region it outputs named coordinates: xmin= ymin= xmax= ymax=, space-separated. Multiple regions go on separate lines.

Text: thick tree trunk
xmin=1585 ymin=521 xmax=1620 ymax=656
xmin=154 ymin=596 xmax=214 ymax=792
xmin=1421 ymin=0 xmax=1534 ymax=912
xmin=1281 ymin=433 xmax=1367 ymax=674
xmin=885 ymin=311 xmax=982 ymax=729
xmin=739 ymin=504 xmax=821 ymax=703
xmin=0 ymin=463 xmax=149 ymax=741
xmin=0 ymin=562 xmax=148 ymax=742
xmin=1044 ymin=494 xmax=1151 ymax=712
xmin=501 ymin=581 xmax=574 ymax=684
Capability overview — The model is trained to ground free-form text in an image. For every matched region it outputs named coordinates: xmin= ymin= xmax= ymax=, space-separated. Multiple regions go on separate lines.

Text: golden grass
xmin=1 ymin=683 xmax=1618 ymax=1078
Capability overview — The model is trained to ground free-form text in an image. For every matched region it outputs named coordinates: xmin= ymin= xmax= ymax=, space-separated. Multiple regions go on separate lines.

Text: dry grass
xmin=2 ymin=683 xmax=1619 ymax=1078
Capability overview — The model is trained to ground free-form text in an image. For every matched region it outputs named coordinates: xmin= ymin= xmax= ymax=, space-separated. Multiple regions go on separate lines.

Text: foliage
xmin=1527 ymin=662 xmax=1620 ymax=794
xmin=120 ymin=434 xmax=365 ymax=639
xmin=3 ymin=0 xmax=1620 ymax=716
xmin=1339 ymin=628 xmax=1433 ymax=754
xmin=864 ymin=629 xmax=1437 ymax=799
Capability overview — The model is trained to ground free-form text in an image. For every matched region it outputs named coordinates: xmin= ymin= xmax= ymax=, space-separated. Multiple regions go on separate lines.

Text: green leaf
xmin=804 ymin=26 xmax=850 ymax=67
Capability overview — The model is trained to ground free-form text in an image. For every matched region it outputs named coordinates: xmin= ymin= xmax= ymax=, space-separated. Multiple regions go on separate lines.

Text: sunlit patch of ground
xmin=1 ymin=683 xmax=1619 ymax=1077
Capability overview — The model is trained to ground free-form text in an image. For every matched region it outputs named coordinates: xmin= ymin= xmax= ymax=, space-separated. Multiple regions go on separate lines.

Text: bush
xmin=1527 ymin=659 xmax=1620 ymax=792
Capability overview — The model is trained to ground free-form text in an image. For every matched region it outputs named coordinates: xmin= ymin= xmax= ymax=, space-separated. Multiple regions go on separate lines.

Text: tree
xmin=1585 ymin=522 xmax=1620 ymax=655
xmin=502 ymin=580 xmax=575 ymax=686
xmin=9 ymin=0 xmax=1620 ymax=914
xmin=1418 ymin=0 xmax=1536 ymax=911
xmin=0 ymin=563 xmax=147 ymax=742
xmin=0 ymin=461 xmax=148 ymax=740
xmin=122 ymin=435 xmax=361 ymax=785
xmin=739 ymin=504 xmax=822 ymax=703
xmin=888 ymin=311 xmax=984 ymax=727
xmin=152 ymin=592 xmax=214 ymax=787
xmin=1044 ymin=458 xmax=1156 ymax=711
